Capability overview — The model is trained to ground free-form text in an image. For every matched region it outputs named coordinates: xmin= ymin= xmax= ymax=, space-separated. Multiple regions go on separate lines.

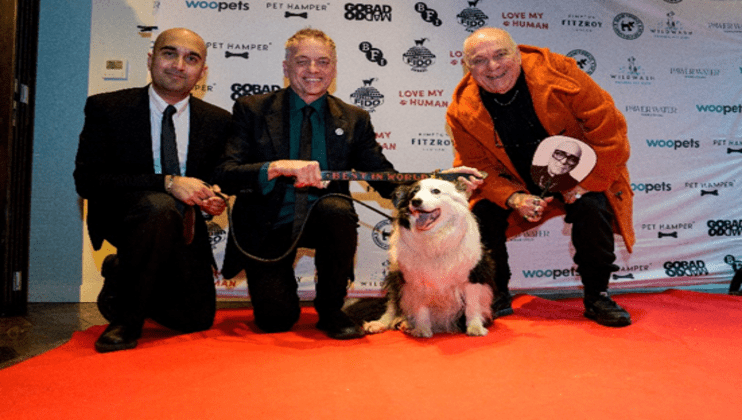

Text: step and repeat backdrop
xmin=152 ymin=0 xmax=742 ymax=298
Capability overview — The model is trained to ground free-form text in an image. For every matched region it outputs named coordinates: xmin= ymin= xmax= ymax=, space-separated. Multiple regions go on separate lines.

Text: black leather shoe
xmin=584 ymin=292 xmax=631 ymax=327
xmin=94 ymin=323 xmax=142 ymax=353
xmin=316 ymin=311 xmax=365 ymax=340
xmin=97 ymin=254 xmax=121 ymax=323
xmin=729 ymin=269 xmax=742 ymax=295
xmin=492 ymin=291 xmax=514 ymax=318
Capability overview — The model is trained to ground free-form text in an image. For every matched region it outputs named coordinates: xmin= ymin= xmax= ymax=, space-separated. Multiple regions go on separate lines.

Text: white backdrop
xmin=152 ymin=0 xmax=742 ymax=298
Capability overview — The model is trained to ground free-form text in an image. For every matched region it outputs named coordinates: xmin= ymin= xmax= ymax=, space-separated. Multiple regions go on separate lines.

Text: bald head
xmin=153 ymin=28 xmax=207 ymax=59
xmin=461 ymin=27 xmax=522 ymax=94
xmin=548 ymin=140 xmax=582 ymax=175
xmin=148 ymin=28 xmax=208 ymax=104
xmin=463 ymin=27 xmax=517 ymax=62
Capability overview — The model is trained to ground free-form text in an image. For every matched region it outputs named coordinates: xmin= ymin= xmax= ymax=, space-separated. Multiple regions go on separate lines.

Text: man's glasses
xmin=552 ymin=149 xmax=580 ymax=166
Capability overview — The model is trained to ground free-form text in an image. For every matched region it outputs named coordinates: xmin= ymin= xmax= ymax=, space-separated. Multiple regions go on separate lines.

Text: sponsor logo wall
xmin=153 ymin=0 xmax=742 ymax=298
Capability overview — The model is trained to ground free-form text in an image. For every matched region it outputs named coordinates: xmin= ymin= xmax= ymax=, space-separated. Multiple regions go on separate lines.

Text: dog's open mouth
xmin=412 ymin=208 xmax=441 ymax=231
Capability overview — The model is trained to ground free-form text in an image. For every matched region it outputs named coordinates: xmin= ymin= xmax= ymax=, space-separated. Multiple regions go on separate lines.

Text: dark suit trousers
xmin=240 ymin=195 xmax=359 ymax=333
xmin=473 ymin=192 xmax=619 ymax=295
xmin=102 ymin=191 xmax=216 ymax=332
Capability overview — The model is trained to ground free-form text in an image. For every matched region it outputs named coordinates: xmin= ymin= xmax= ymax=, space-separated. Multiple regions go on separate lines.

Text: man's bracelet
xmin=165 ymin=175 xmax=175 ymax=194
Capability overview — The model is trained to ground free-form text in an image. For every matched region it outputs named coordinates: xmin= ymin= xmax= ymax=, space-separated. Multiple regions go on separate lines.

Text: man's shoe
xmin=94 ymin=323 xmax=141 ymax=353
xmin=317 ymin=311 xmax=365 ymax=340
xmin=97 ymin=254 xmax=121 ymax=322
xmin=584 ymin=292 xmax=631 ymax=327
xmin=492 ymin=291 xmax=514 ymax=318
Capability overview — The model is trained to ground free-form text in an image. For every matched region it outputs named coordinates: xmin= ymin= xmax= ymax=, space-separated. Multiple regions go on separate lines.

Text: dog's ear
xmin=392 ymin=184 xmax=411 ymax=209
xmin=453 ymin=179 xmax=471 ymax=198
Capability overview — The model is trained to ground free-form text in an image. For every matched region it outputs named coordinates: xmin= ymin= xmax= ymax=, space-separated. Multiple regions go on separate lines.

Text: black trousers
xmin=102 ymin=191 xmax=216 ymax=332
xmin=240 ymin=196 xmax=359 ymax=333
xmin=472 ymin=192 xmax=619 ymax=295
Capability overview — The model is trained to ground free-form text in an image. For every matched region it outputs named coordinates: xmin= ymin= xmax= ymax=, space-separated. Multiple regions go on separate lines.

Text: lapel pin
xmin=335 ymin=128 xmax=344 ymax=136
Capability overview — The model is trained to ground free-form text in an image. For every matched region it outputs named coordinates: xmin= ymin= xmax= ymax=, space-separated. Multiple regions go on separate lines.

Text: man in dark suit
xmin=213 ymin=28 xmax=395 ymax=340
xmin=74 ymin=28 xmax=232 ymax=352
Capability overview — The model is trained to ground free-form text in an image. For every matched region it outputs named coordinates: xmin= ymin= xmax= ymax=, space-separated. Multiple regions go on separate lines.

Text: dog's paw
xmin=466 ymin=319 xmax=489 ymax=337
xmin=363 ymin=321 xmax=388 ymax=334
xmin=391 ymin=317 xmax=408 ymax=331
xmin=407 ymin=326 xmax=434 ymax=338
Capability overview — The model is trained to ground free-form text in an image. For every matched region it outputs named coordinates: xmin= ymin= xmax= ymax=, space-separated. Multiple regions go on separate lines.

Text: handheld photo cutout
xmin=531 ymin=136 xmax=597 ymax=193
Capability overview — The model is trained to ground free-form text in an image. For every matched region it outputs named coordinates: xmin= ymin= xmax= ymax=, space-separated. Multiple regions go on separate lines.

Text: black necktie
xmin=292 ymin=106 xmax=313 ymax=239
xmin=160 ymin=105 xmax=195 ymax=244
xmin=161 ymin=105 xmax=180 ymax=176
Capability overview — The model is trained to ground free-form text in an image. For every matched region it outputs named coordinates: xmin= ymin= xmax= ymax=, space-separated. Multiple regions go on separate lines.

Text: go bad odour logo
xmin=184 ymin=0 xmax=249 ymax=11
xmin=231 ymin=82 xmax=281 ymax=100
xmin=403 ymin=38 xmax=436 ymax=72
xmin=708 ymin=219 xmax=742 ymax=237
xmin=350 ymin=78 xmax=384 ymax=112
xmin=344 ymin=3 xmax=392 ymax=21
xmin=456 ymin=0 xmax=489 ymax=32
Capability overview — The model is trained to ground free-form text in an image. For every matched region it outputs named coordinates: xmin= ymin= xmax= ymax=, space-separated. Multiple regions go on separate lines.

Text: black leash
xmin=211 ymin=171 xmax=485 ymax=263
xmin=214 ymin=190 xmax=391 ymax=263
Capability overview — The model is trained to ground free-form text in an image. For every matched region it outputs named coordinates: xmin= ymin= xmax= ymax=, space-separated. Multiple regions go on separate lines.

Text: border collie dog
xmin=364 ymin=178 xmax=497 ymax=337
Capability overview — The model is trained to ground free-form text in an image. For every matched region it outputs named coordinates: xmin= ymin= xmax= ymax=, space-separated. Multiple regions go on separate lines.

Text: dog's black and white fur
xmin=364 ymin=178 xmax=497 ymax=337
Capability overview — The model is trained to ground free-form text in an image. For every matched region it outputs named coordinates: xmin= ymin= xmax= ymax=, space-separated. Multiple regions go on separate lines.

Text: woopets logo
xmin=185 ymin=1 xmax=250 ymax=12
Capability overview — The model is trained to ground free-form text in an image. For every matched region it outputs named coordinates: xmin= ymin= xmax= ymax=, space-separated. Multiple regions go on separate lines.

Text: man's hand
xmin=168 ymin=176 xmax=226 ymax=215
xmin=507 ymin=192 xmax=554 ymax=223
xmin=440 ymin=166 xmax=485 ymax=194
xmin=267 ymin=160 xmax=325 ymax=188
xmin=563 ymin=185 xmax=589 ymax=205
xmin=199 ymin=185 xmax=227 ymax=216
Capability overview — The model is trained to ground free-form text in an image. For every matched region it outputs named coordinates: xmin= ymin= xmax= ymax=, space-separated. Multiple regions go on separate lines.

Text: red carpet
xmin=1 ymin=290 xmax=740 ymax=420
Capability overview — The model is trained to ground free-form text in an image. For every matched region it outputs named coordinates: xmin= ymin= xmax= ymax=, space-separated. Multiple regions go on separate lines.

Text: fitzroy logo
xmin=185 ymin=1 xmax=249 ymax=11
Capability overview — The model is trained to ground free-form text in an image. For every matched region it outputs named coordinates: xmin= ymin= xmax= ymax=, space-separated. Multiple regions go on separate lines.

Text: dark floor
xmin=0 ymin=283 xmax=733 ymax=370
xmin=0 ymin=300 xmax=251 ymax=370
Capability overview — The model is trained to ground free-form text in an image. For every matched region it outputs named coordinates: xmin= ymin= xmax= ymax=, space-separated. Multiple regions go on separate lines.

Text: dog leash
xmin=211 ymin=170 xmax=486 ymax=263
xmin=320 ymin=171 xmax=485 ymax=183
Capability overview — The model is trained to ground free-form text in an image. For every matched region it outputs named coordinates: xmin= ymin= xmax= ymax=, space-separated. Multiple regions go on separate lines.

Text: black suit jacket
xmin=74 ymin=86 xmax=232 ymax=251
xmin=213 ymin=88 xmax=396 ymax=277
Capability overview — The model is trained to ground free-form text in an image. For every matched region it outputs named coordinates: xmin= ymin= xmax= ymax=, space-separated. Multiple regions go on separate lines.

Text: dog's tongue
xmin=415 ymin=209 xmax=440 ymax=231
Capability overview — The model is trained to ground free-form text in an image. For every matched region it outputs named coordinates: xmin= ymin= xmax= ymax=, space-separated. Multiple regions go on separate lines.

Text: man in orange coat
xmin=446 ymin=27 xmax=635 ymax=327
